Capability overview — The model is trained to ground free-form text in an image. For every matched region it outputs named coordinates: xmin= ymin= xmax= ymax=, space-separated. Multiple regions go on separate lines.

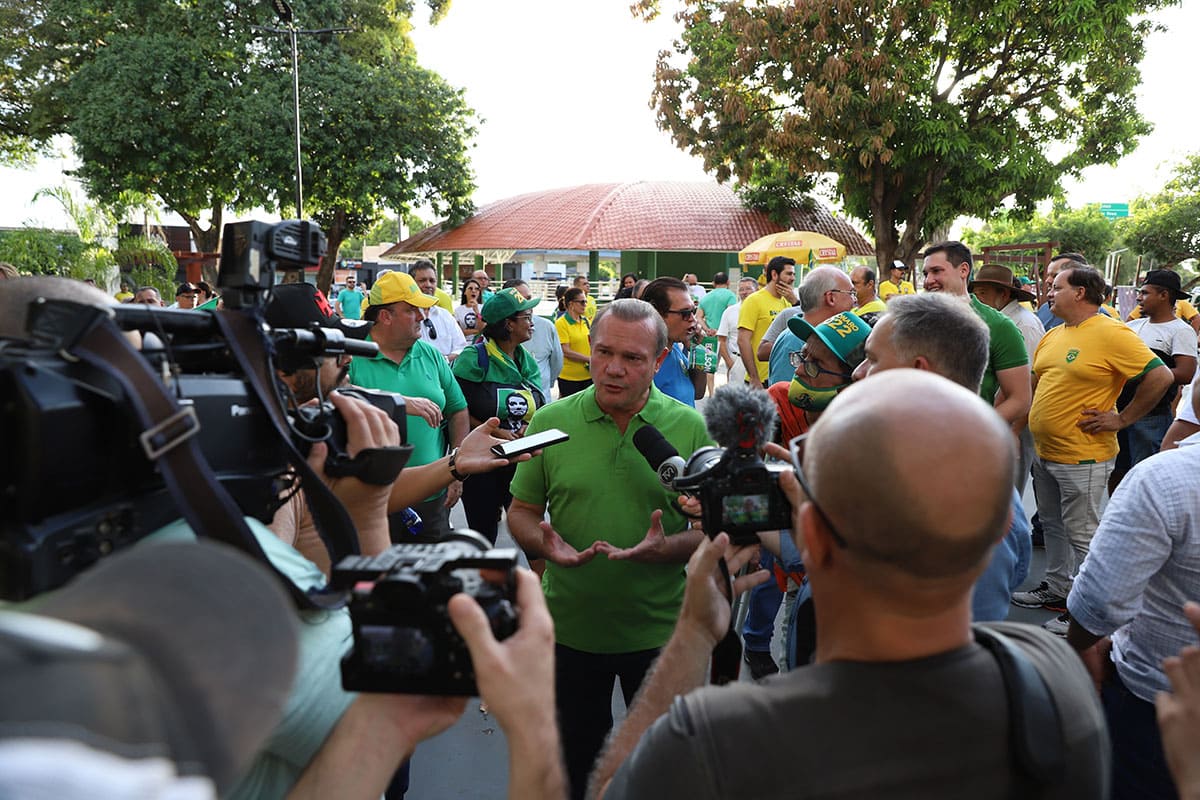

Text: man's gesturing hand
xmin=538 ymin=521 xmax=602 ymax=568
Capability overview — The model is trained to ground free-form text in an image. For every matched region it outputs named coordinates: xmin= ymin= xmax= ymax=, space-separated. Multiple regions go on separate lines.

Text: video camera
xmin=0 ymin=220 xmax=397 ymax=600
xmin=634 ymin=382 xmax=791 ymax=546
xmin=333 ymin=530 xmax=519 ymax=696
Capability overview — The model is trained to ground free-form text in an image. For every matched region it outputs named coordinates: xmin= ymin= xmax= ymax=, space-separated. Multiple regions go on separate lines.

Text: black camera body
xmin=0 ymin=219 xmax=381 ymax=601
xmin=691 ymin=447 xmax=793 ymax=547
xmin=293 ymin=387 xmax=411 ymax=483
xmin=334 ymin=531 xmax=519 ymax=696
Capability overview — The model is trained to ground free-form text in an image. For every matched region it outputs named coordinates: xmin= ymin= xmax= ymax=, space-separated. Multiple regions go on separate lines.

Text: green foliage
xmin=1121 ymin=153 xmax=1200 ymax=267
xmin=115 ymin=236 xmax=179 ymax=300
xmin=0 ymin=228 xmax=86 ymax=275
xmin=639 ymin=0 xmax=1171 ymax=265
xmin=0 ymin=0 xmax=476 ymax=276
xmin=962 ymin=204 xmax=1119 ymax=267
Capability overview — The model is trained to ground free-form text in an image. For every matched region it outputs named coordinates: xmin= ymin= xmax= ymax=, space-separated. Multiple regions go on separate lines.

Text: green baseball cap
xmin=787 ymin=311 xmax=872 ymax=368
xmin=482 ymin=286 xmax=540 ymax=323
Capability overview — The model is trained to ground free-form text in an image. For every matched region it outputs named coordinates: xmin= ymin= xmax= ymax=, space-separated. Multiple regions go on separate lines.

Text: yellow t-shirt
xmin=1126 ymin=298 xmax=1198 ymax=322
xmin=555 ymin=314 xmax=591 ymax=382
xmin=1028 ymin=314 xmax=1163 ymax=464
xmin=584 ymin=295 xmax=597 ymax=323
xmin=853 ymin=298 xmax=887 ymax=316
xmin=435 ymin=287 xmax=454 ymax=314
xmin=737 ymin=289 xmax=791 ymax=383
xmin=879 ymin=280 xmax=915 ymax=302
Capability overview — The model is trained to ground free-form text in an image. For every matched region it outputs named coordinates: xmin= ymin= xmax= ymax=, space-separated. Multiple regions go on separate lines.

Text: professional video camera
xmin=634 ymin=383 xmax=791 ymax=546
xmin=333 ymin=530 xmax=519 ymax=696
xmin=0 ymin=220 xmax=397 ymax=601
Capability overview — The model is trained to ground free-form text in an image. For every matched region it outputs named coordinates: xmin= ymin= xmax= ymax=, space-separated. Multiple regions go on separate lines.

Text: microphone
xmin=632 ymin=424 xmax=687 ymax=489
xmin=702 ymin=382 xmax=778 ymax=452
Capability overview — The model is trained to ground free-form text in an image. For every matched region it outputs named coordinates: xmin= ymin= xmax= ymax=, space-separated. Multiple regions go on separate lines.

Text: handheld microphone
xmin=702 ymin=382 xmax=778 ymax=452
xmin=632 ymin=424 xmax=687 ymax=489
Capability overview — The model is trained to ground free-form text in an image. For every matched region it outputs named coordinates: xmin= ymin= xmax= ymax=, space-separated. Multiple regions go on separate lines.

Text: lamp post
xmin=254 ymin=0 xmax=350 ymax=219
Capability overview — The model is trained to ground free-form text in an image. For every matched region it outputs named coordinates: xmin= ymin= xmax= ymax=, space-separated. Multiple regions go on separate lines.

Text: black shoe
xmin=743 ymin=649 xmax=779 ymax=680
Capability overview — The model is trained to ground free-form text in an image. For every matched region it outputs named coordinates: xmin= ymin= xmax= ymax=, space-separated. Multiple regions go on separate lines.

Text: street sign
xmin=1100 ymin=203 xmax=1129 ymax=220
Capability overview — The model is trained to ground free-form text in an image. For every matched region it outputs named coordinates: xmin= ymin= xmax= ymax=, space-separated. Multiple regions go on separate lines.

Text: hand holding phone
xmin=491 ymin=428 xmax=569 ymax=459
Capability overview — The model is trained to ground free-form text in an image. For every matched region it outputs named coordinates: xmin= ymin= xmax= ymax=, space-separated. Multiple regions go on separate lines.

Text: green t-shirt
xmin=136 ymin=520 xmax=353 ymax=800
xmin=509 ymin=385 xmax=712 ymax=653
xmin=699 ymin=287 xmax=737 ymax=328
xmin=970 ymin=295 xmax=1029 ymax=404
xmin=348 ymin=339 xmax=467 ymax=494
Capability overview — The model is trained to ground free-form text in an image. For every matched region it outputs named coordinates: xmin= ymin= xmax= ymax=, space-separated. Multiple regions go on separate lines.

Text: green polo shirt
xmin=509 ymin=385 xmax=712 ymax=653
xmin=970 ymin=294 xmax=1029 ymax=404
xmin=348 ymin=339 xmax=466 ymax=498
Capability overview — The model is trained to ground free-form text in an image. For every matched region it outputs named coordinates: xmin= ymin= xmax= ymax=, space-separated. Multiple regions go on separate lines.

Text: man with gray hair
xmin=853 ymin=292 xmax=1031 ymax=622
xmin=761 ymin=266 xmax=856 ymax=386
xmin=507 ymin=298 xmax=713 ymax=800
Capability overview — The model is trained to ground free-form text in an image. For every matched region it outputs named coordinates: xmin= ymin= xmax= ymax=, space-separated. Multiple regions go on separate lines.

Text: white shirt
xmin=1000 ymin=300 xmax=1046 ymax=361
xmin=1126 ymin=316 xmax=1197 ymax=361
xmin=420 ymin=306 xmax=466 ymax=359
xmin=717 ymin=303 xmax=742 ymax=357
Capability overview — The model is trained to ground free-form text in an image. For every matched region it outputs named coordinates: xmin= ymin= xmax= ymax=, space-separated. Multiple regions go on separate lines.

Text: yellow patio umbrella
xmin=738 ymin=230 xmax=847 ymax=269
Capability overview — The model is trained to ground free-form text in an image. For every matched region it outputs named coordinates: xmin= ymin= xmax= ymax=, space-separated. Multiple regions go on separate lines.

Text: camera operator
xmin=589 ymin=371 xmax=1108 ymax=800
xmin=0 ymin=276 xmax=562 ymax=800
xmin=266 ymin=282 xmax=535 ymax=573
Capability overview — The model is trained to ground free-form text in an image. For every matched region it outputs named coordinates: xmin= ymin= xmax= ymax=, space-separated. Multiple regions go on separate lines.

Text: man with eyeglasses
xmin=740 ymin=310 xmax=871 ymax=678
xmin=761 ymin=266 xmax=856 ymax=387
xmin=410 ymin=261 xmax=467 ymax=362
xmin=589 ymin=370 xmax=1107 ymax=800
xmin=641 ymin=277 xmax=706 ymax=407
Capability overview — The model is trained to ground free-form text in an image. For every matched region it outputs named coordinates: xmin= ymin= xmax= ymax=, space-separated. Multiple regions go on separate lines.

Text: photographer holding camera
xmin=1 ymin=265 xmax=564 ymax=799
xmin=589 ymin=370 xmax=1108 ymax=800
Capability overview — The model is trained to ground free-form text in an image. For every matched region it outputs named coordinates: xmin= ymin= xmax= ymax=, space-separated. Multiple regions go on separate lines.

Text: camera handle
xmin=709 ymin=557 xmax=744 ymax=685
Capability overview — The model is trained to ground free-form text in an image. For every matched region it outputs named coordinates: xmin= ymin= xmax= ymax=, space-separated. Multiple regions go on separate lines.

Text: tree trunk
xmin=316 ymin=208 xmax=348 ymax=296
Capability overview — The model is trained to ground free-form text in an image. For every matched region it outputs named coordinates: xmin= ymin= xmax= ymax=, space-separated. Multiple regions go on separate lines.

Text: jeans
xmin=1032 ymin=457 xmax=1113 ymax=597
xmin=556 ymin=643 xmax=658 ymax=800
xmin=742 ymin=550 xmax=783 ymax=652
xmin=1103 ymin=669 xmax=1177 ymax=799
xmin=1126 ymin=412 xmax=1172 ymax=466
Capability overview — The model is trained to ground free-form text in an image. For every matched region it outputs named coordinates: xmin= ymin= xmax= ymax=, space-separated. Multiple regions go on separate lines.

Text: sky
xmin=2 ymin=0 xmax=1196 ymax=237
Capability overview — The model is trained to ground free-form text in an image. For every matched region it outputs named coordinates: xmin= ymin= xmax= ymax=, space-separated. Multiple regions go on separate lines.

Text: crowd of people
xmin=3 ymin=245 xmax=1200 ymax=800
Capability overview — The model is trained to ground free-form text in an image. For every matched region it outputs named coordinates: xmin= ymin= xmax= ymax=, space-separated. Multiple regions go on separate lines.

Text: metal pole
xmin=289 ymin=25 xmax=303 ymax=218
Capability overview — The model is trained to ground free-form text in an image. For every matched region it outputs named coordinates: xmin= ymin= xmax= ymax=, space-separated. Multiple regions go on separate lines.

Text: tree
xmin=636 ymin=0 xmax=1170 ymax=267
xmin=1122 ymin=153 xmax=1200 ymax=268
xmin=0 ymin=0 xmax=474 ymax=290
xmin=962 ymin=203 xmax=1118 ymax=267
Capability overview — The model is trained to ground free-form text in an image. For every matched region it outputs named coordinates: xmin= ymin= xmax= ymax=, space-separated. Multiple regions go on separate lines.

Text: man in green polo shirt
xmin=507 ymin=299 xmax=712 ymax=800
xmin=349 ymin=271 xmax=469 ymax=541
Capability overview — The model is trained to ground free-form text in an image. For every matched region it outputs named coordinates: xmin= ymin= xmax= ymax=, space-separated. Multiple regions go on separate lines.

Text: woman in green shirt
xmin=452 ymin=287 xmax=546 ymax=544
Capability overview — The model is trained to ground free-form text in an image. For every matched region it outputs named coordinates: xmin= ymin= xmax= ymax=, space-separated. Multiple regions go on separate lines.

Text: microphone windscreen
xmin=633 ymin=424 xmax=680 ymax=470
xmin=703 ymin=382 xmax=778 ymax=450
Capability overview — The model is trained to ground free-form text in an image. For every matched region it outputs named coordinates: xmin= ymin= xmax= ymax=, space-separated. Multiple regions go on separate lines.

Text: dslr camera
xmin=682 ymin=445 xmax=792 ymax=547
xmin=333 ymin=530 xmax=519 ymax=696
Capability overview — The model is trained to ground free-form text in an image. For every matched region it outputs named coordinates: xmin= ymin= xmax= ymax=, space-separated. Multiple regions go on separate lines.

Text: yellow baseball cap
xmin=365 ymin=271 xmax=436 ymax=311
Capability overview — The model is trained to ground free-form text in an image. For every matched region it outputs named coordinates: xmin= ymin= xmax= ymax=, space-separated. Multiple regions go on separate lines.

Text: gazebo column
xmin=588 ymin=250 xmax=599 ymax=283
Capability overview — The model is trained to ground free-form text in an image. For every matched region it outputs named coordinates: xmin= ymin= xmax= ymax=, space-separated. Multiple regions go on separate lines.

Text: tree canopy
xmin=636 ymin=0 xmax=1172 ymax=267
xmin=1121 ymin=152 xmax=1200 ymax=269
xmin=962 ymin=203 xmax=1119 ymax=272
xmin=0 ymin=0 xmax=474 ymax=291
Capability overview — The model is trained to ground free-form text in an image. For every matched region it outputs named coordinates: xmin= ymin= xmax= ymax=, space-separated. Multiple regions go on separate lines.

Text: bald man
xmin=590 ymin=370 xmax=1108 ymax=799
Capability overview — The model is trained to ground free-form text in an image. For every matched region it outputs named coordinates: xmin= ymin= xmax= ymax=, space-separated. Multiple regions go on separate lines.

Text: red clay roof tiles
xmin=384 ymin=182 xmax=874 ymax=257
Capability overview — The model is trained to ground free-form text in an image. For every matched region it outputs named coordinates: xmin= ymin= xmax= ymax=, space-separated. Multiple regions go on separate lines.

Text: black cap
xmin=1141 ymin=269 xmax=1189 ymax=301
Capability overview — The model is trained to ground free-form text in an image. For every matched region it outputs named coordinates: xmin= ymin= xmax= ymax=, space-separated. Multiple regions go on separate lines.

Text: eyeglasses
xmin=666 ymin=307 xmax=697 ymax=319
xmin=421 ymin=317 xmax=437 ymax=340
xmin=788 ymin=350 xmax=853 ymax=380
xmin=826 ymin=289 xmax=857 ymax=298
xmin=787 ymin=433 xmax=848 ymax=549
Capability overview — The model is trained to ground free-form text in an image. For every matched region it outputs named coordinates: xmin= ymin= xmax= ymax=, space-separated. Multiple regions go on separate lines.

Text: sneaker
xmin=1011 ymin=581 xmax=1068 ymax=611
xmin=1042 ymin=612 xmax=1071 ymax=637
xmin=743 ymin=649 xmax=779 ymax=680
